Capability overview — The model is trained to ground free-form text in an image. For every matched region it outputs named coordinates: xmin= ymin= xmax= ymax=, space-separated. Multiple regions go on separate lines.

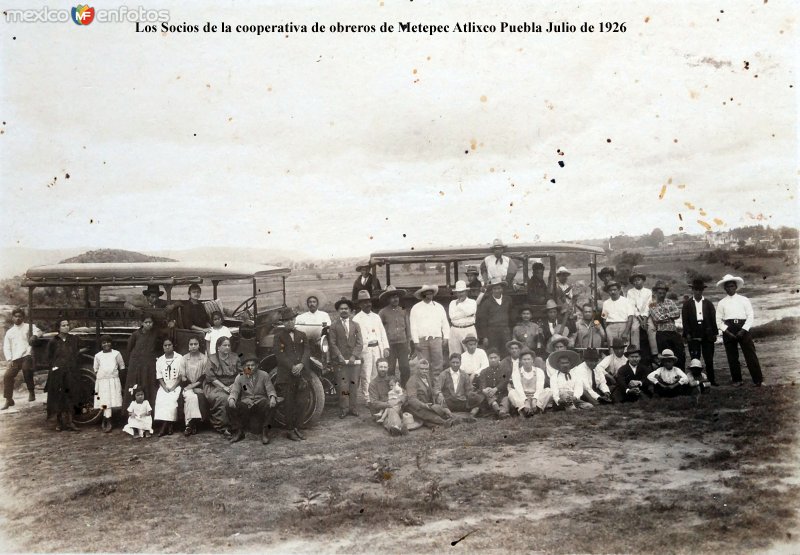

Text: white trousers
xmin=359 ymin=345 xmax=381 ymax=403
xmin=508 ymin=388 xmax=553 ymax=411
xmin=182 ymin=388 xmax=203 ymax=422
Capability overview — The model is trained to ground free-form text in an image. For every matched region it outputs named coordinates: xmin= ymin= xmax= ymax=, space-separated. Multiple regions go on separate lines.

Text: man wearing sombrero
xmin=351 ymin=263 xmax=382 ymax=304
xmin=715 ymin=274 xmax=763 ymax=386
xmin=682 ymin=278 xmax=718 ymax=386
xmin=409 ymin=284 xmax=450 ymax=377
xmin=646 ymin=280 xmax=685 ymax=373
xmin=479 ymin=238 xmax=518 ymax=288
xmin=378 ymin=286 xmax=412 ymax=386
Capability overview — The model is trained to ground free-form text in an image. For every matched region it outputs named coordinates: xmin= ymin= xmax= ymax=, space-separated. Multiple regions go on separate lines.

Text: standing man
xmin=378 ymin=286 xmax=412 ymax=386
xmin=480 ymin=239 xmax=518 ymax=288
xmin=602 ymin=281 xmax=635 ymax=347
xmin=328 ymin=298 xmax=364 ymax=418
xmin=273 ymin=307 xmax=310 ymax=441
xmin=475 ymin=280 xmax=513 ymax=354
xmin=464 ymin=265 xmax=483 ymax=292
xmin=409 ymin=285 xmax=450 ymax=379
xmin=351 ymin=264 xmax=382 ymax=304
xmin=626 ymin=270 xmax=651 ymax=353
xmin=526 ymin=259 xmax=550 ymax=306
xmin=715 ymin=274 xmax=763 ymax=386
xmin=647 ymin=280 xmax=686 ymax=373
xmin=352 ymin=290 xmax=390 ymax=403
xmin=295 ymin=292 xmax=331 ymax=344
xmin=682 ymin=278 xmax=719 ymax=386
xmin=554 ymin=266 xmax=573 ymax=308
xmin=448 ymin=281 xmax=478 ymax=356
xmin=3 ymin=308 xmax=43 ymax=409
xmin=574 ymin=303 xmax=608 ymax=349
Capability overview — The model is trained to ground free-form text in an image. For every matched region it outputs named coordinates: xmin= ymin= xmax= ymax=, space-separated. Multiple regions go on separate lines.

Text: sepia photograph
xmin=0 ymin=0 xmax=798 ymax=553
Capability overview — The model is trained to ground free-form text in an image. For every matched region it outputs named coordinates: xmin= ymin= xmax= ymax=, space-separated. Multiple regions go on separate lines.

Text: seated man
xmin=435 ymin=353 xmax=484 ymax=418
xmin=404 ymin=358 xmax=456 ymax=428
xmin=548 ymin=350 xmax=594 ymax=410
xmin=500 ymin=339 xmax=522 ymax=378
xmin=513 ymin=305 xmax=543 ymax=353
xmin=368 ymin=358 xmax=406 ymax=436
xmin=540 ymin=299 xmax=576 ymax=347
xmin=459 ymin=334 xmax=489 ymax=385
xmin=478 ymin=349 xmax=510 ymax=419
xmin=647 ymin=349 xmax=694 ymax=397
xmin=573 ymin=348 xmax=613 ymax=405
xmin=226 ymin=355 xmax=277 ymax=445
xmin=594 ymin=337 xmax=628 ymax=391
xmin=610 ymin=346 xmax=651 ymax=403
xmin=544 ymin=334 xmax=571 ymax=376
xmin=574 ymin=303 xmax=608 ymax=349
xmin=507 ymin=349 xmax=552 ymax=417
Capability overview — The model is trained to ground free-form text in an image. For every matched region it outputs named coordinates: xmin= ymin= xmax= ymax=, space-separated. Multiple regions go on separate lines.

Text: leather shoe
xmin=286 ymin=430 xmax=301 ymax=441
xmin=229 ymin=430 xmax=245 ymax=443
xmin=261 ymin=429 xmax=271 ymax=445
xmin=221 ymin=429 xmax=233 ymax=439
xmin=28 ymin=392 xmax=35 ymax=402
xmin=293 ymin=428 xmax=306 ymax=440
xmin=1 ymin=399 xmax=15 ymax=410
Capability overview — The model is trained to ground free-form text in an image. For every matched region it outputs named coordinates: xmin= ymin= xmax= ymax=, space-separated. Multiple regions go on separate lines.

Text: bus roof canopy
xmin=369 ymin=243 xmax=605 ymax=265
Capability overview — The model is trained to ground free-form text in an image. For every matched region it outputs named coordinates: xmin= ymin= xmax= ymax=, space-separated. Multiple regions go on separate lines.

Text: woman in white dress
xmin=93 ymin=335 xmax=125 ymax=432
xmin=181 ymin=336 xmax=207 ymax=436
xmin=154 ymin=338 xmax=184 ymax=437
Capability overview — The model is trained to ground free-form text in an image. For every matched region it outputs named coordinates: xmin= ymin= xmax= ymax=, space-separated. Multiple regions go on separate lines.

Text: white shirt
xmin=484 ymin=254 xmax=511 ymax=283
xmin=602 ymin=297 xmax=635 ymax=323
xmin=596 ymin=353 xmax=628 ymax=376
xmin=156 ymin=353 xmax=185 ymax=389
xmin=460 ymin=348 xmax=489 ymax=377
xmin=558 ymin=282 xmax=573 ymax=301
xmin=409 ymin=300 xmax=450 ymax=342
xmin=3 ymin=323 xmax=42 ymax=361
xmin=511 ymin=365 xmax=546 ymax=400
xmin=295 ymin=309 xmax=331 ymax=342
xmin=449 ymin=368 xmax=461 ymax=392
xmin=205 ymin=326 xmax=232 ymax=355
xmin=551 ymin=368 xmax=585 ymax=404
xmin=352 ymin=310 xmax=389 ymax=352
xmin=448 ymin=297 xmax=477 ymax=326
xmin=626 ymin=287 xmax=652 ymax=317
xmin=647 ymin=366 xmax=688 ymax=385
xmin=573 ymin=361 xmax=609 ymax=399
xmin=716 ymin=293 xmax=754 ymax=331
xmin=693 ymin=298 xmax=705 ymax=321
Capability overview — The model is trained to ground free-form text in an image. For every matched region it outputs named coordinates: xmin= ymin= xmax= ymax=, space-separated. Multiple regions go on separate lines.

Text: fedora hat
xmin=357 ymin=290 xmax=373 ymax=302
xmin=490 ymin=238 xmax=506 ymax=250
xmin=624 ymin=345 xmax=641 ymax=356
xmin=505 ymin=339 xmax=523 ymax=351
xmin=716 ymin=274 xmax=744 ymax=288
xmin=652 ymin=280 xmax=670 ymax=292
xmin=547 ymin=349 xmax=580 ymax=370
xmin=546 ymin=333 xmax=570 ymax=353
xmin=142 ymin=285 xmax=164 ymax=297
xmin=401 ymin=412 xmax=424 ymax=431
xmin=465 ymin=265 xmax=479 ymax=274
xmin=610 ymin=337 xmax=626 ymax=349
xmin=659 ymin=349 xmax=678 ymax=361
xmin=378 ymin=285 xmax=405 ymax=302
xmin=556 ymin=266 xmax=571 ymax=276
xmin=603 ymin=280 xmax=623 ymax=293
xmin=334 ymin=297 xmax=355 ymax=310
xmin=453 ymin=280 xmax=468 ymax=293
xmin=688 ymin=358 xmax=704 ymax=369
xmin=628 ymin=269 xmax=647 ymax=283
xmin=583 ymin=348 xmax=601 ymax=362
xmin=414 ymin=284 xmax=439 ymax=299
xmin=689 ymin=278 xmax=707 ymax=291
xmin=598 ymin=266 xmax=616 ymax=278
xmin=544 ymin=299 xmax=559 ymax=311
xmin=278 ymin=307 xmax=298 ymax=321
xmin=461 ymin=334 xmax=479 ymax=346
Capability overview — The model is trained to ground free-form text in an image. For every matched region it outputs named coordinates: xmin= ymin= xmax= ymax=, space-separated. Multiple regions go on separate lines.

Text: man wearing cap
xmin=512 ymin=305 xmax=543 ymax=353
xmin=647 ymin=281 xmax=686 ymax=373
xmin=601 ymin=281 xmax=635 ymax=348
xmin=647 ymin=349 xmax=692 ymax=397
xmin=295 ymin=292 xmax=331 ymax=344
xmin=404 ymin=358 xmax=456 ymax=428
xmin=352 ymin=290 xmax=390 ymax=404
xmin=328 ymin=298 xmax=364 ymax=418
xmin=574 ymin=303 xmax=608 ymax=350
xmin=480 ymin=239 xmax=519 ymax=288
xmin=226 ymin=355 xmax=277 ymax=445
xmin=476 ymin=280 xmax=513 ymax=354
xmin=273 ymin=307 xmax=311 ymax=441
xmin=2 ymin=308 xmax=43 ymax=409
xmin=434 ymin=353 xmax=484 ymax=417
xmin=682 ymin=279 xmax=719 ymax=386
xmin=478 ymin=349 xmax=510 ymax=418
xmin=526 ymin=259 xmax=550 ymax=306
xmin=715 ymin=274 xmax=763 ymax=386
xmin=540 ymin=299 xmax=576 ymax=348
xmin=409 ymin=285 xmax=450 ymax=378
xmin=459 ymin=334 xmax=489 ymax=382
xmin=448 ymin=280 xmax=478 ymax=356
xmin=378 ymin=286 xmax=412 ymax=387
xmin=610 ymin=346 xmax=650 ymax=402
xmin=626 ymin=270 xmax=651 ymax=353
xmin=351 ymin=264 xmax=382 ymax=304
xmin=548 ymin=350 xmax=593 ymax=410
xmin=573 ymin=348 xmax=612 ymax=405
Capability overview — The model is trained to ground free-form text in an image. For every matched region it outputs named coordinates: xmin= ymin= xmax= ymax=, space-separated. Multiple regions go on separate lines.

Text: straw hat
xmin=544 ymin=299 xmax=559 ymax=311
xmin=659 ymin=349 xmax=678 ymax=361
xmin=628 ymin=269 xmax=647 ymax=283
xmin=556 ymin=266 xmax=571 ymax=276
xmin=356 ymin=290 xmax=373 ymax=302
xmin=461 ymin=334 xmax=479 ymax=346
xmin=414 ymin=284 xmax=439 ymax=299
xmin=716 ymin=274 xmax=744 ymax=288
xmin=298 ymin=289 xmax=328 ymax=309
xmin=401 ymin=412 xmax=424 ymax=431
xmin=453 ymin=280 xmax=468 ymax=293
xmin=546 ymin=333 xmax=570 ymax=353
xmin=547 ymin=349 xmax=580 ymax=370
xmin=378 ymin=285 xmax=405 ymax=302
xmin=490 ymin=238 xmax=506 ymax=250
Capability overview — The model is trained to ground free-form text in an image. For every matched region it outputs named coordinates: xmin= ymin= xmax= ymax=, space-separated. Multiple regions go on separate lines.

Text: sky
xmin=1 ymin=0 xmax=797 ymax=262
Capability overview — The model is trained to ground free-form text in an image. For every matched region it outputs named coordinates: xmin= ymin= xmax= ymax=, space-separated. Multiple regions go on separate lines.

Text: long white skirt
xmin=94 ymin=374 xmax=123 ymax=418
xmin=182 ymin=388 xmax=203 ymax=421
xmin=154 ymin=386 xmax=182 ymax=421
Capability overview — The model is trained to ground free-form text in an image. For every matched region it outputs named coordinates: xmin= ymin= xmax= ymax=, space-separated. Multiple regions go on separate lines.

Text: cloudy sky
xmin=1 ymin=0 xmax=797 ymax=261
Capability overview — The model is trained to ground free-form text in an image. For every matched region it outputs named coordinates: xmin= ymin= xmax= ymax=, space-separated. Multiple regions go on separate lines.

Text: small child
xmin=123 ymin=387 xmax=153 ymax=438
xmin=93 ymin=335 xmax=124 ymax=433
xmin=686 ymin=358 xmax=711 ymax=395
xmin=205 ymin=311 xmax=232 ymax=356
xmin=647 ymin=349 xmax=690 ymax=397
xmin=375 ymin=377 xmax=404 ymax=423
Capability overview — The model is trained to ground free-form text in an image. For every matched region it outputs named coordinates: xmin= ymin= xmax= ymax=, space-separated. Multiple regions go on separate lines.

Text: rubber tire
xmin=73 ymin=366 xmax=103 ymax=426
xmin=269 ymin=369 xmax=325 ymax=429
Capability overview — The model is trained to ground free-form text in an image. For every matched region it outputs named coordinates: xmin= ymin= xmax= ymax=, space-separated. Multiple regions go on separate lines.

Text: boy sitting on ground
xmin=647 ymin=349 xmax=695 ymax=398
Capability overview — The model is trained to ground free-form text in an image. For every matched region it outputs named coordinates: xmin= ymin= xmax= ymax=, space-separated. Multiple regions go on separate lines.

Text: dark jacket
xmin=475 ymin=295 xmax=512 ymax=340
xmin=479 ymin=364 xmax=509 ymax=396
xmin=615 ymin=362 xmax=650 ymax=390
xmin=681 ymin=298 xmax=718 ymax=342
xmin=351 ymin=274 xmax=382 ymax=303
xmin=274 ymin=328 xmax=310 ymax=383
xmin=540 ymin=318 xmax=576 ymax=346
xmin=405 ymin=372 xmax=436 ymax=404
xmin=328 ymin=317 xmax=363 ymax=364
xmin=434 ymin=369 xmax=475 ymax=402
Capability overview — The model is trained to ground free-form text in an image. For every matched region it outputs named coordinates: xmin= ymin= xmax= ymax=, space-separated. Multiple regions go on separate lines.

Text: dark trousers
xmin=227 ymin=398 xmax=274 ymax=433
xmin=405 ymin=397 xmax=450 ymax=426
xmin=653 ymin=383 xmax=696 ymax=398
xmin=3 ymin=355 xmax=35 ymax=400
xmin=387 ymin=342 xmax=411 ymax=387
xmin=687 ymin=338 xmax=716 ymax=384
xmin=278 ymin=374 xmax=304 ymax=430
xmin=336 ymin=363 xmax=361 ymax=412
xmin=722 ymin=325 xmax=763 ymax=384
xmin=655 ymin=331 xmax=686 ymax=371
xmin=483 ymin=327 xmax=511 ymax=356
xmin=443 ymin=391 xmax=484 ymax=412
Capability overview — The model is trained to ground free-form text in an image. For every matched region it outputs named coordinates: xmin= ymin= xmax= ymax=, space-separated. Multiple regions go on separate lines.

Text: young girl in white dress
xmin=154 ymin=337 xmax=184 ymax=436
xmin=204 ymin=311 xmax=232 ymax=356
xmin=93 ymin=335 xmax=125 ymax=432
xmin=123 ymin=387 xmax=153 ymax=438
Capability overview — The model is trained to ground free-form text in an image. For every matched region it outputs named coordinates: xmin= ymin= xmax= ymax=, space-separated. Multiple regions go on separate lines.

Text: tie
xmin=495 ymin=256 xmax=503 ymax=264
xmin=565 ymin=372 xmax=572 ymax=380
xmin=343 ymin=320 xmax=349 ymax=334
xmin=590 ymin=366 xmax=597 ymax=389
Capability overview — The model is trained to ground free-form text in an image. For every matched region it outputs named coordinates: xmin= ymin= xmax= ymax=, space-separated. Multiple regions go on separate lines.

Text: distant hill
xmin=60 ymin=249 xmax=177 ymax=263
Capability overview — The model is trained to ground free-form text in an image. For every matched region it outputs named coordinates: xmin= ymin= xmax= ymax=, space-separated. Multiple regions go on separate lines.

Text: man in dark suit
xmin=434 ymin=353 xmax=484 ymax=417
xmin=274 ymin=307 xmax=311 ymax=441
xmin=351 ymin=264 xmax=382 ymax=304
xmin=328 ymin=298 xmax=364 ymax=418
xmin=681 ymin=278 xmax=719 ymax=385
xmin=610 ymin=346 xmax=652 ymax=402
xmin=476 ymin=280 xmax=513 ymax=354
xmin=404 ymin=358 xmax=455 ymax=428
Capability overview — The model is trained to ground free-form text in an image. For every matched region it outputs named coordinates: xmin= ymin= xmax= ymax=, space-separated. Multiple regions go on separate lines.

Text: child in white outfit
xmin=93 ymin=335 xmax=124 ymax=432
xmin=123 ymin=388 xmax=153 ymax=438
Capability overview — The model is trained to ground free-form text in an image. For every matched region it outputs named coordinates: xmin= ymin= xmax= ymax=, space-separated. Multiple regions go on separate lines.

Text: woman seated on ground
xmin=507 ymin=349 xmax=552 ymax=417
xmin=203 ymin=336 xmax=240 ymax=438
xmin=181 ymin=336 xmax=208 ymax=435
xmin=154 ymin=338 xmax=184 ymax=437
xmin=45 ymin=319 xmax=82 ymax=431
